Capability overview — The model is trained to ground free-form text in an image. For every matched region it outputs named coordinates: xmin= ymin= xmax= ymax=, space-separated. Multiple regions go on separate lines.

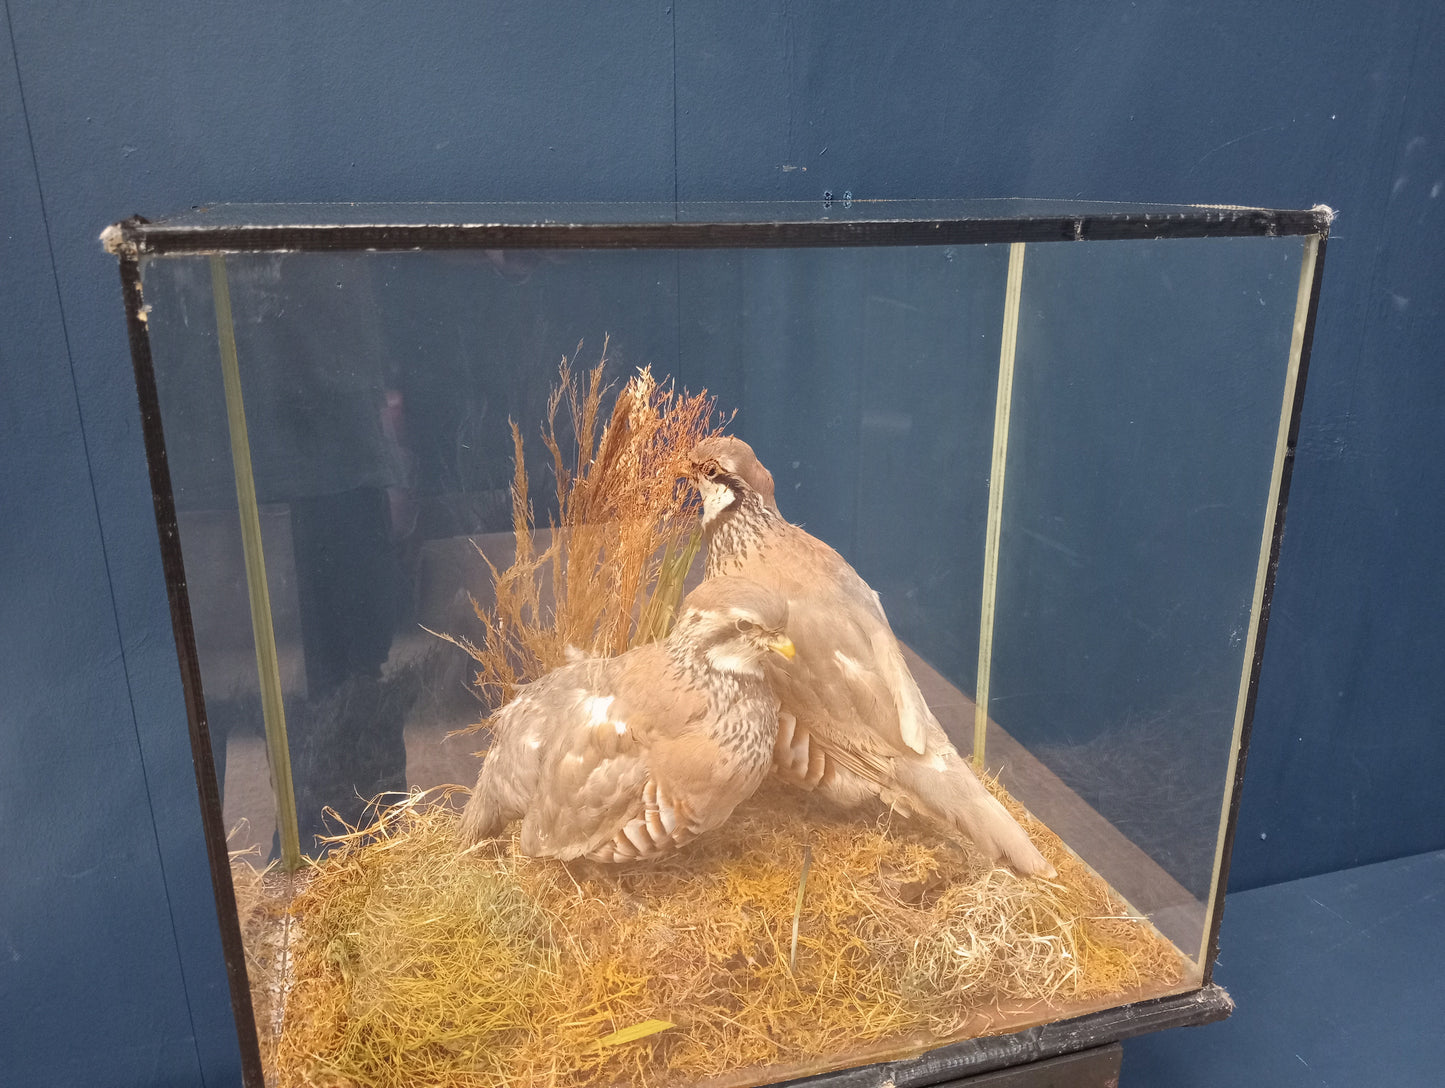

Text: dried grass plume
xmin=434 ymin=344 xmax=723 ymax=721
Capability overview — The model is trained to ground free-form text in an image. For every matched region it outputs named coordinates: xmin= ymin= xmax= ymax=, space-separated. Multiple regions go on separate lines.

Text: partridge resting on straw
xmin=459 ymin=577 xmax=796 ymax=862
xmin=686 ymin=436 xmax=1054 ymax=877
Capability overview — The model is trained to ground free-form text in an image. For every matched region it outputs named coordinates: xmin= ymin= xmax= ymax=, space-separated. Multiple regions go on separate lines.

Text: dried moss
xmin=253 ymin=782 xmax=1185 ymax=1088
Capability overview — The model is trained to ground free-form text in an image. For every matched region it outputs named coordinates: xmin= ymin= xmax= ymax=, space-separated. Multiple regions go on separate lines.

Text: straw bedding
xmin=236 ymin=778 xmax=1184 ymax=1088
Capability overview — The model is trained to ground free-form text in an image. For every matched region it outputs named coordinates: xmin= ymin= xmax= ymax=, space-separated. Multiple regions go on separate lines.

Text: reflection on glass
xmin=986 ymin=236 xmax=1304 ymax=954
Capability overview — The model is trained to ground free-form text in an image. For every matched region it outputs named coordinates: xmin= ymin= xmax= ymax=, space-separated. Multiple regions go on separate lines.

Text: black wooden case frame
xmin=105 ymin=200 xmax=1330 ymax=1088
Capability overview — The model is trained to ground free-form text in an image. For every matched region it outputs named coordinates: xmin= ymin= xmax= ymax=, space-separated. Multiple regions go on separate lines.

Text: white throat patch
xmin=698 ymin=475 xmax=738 ymax=527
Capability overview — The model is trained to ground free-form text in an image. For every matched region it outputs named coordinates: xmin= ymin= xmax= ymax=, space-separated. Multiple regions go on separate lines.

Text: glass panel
xmin=144 ymin=243 xmax=1007 ymax=858
xmin=986 ymin=235 xmax=1305 ymax=964
xmin=145 ymin=249 xmax=688 ymax=860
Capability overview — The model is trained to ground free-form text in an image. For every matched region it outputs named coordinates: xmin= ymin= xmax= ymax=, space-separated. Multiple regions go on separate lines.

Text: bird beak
xmin=765 ymin=635 xmax=796 ymax=660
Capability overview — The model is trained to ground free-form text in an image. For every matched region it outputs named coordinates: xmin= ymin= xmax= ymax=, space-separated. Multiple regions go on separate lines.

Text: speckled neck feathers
xmin=702 ymin=488 xmax=784 ymax=578
xmin=663 ymin=635 xmax=778 ymax=769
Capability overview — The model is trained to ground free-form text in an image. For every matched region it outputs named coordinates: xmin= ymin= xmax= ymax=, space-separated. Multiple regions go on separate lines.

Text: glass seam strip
xmin=210 ymin=253 xmax=302 ymax=872
xmin=1197 ymin=233 xmax=1320 ymax=966
xmin=974 ymin=242 xmax=1026 ymax=766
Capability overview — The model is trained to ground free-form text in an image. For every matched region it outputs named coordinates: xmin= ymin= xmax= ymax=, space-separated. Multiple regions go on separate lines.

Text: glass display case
xmin=104 ymin=199 xmax=1328 ymax=1088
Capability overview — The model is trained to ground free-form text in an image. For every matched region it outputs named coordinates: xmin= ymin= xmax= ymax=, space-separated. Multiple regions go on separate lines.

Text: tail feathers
xmin=458 ymin=763 xmax=513 ymax=847
xmin=459 ymin=703 xmax=532 ymax=848
xmin=895 ymin=755 xmax=1056 ymax=878
xmin=458 ymin=789 xmax=498 ymax=846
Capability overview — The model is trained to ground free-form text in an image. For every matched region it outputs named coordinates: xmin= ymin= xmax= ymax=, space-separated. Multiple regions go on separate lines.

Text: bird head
xmin=673 ymin=576 xmax=794 ymax=676
xmin=685 ymin=436 xmax=780 ymax=527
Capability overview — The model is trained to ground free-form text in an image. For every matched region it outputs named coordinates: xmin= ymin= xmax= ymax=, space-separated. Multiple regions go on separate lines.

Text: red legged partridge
xmin=460 ymin=576 xmax=795 ymax=862
xmin=687 ymin=436 xmax=1053 ymax=877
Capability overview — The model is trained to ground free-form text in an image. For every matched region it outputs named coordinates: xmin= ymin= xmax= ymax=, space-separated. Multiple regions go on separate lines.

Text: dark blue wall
xmin=2 ymin=3 xmax=1441 ymax=1084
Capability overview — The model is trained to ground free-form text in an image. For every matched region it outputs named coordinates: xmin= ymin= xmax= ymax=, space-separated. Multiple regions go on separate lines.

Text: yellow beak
xmin=766 ymin=635 xmax=796 ymax=660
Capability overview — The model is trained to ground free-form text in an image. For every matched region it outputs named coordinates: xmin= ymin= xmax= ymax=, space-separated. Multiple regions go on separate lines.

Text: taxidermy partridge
xmin=459 ymin=577 xmax=796 ymax=862
xmin=687 ymin=436 xmax=1054 ymax=878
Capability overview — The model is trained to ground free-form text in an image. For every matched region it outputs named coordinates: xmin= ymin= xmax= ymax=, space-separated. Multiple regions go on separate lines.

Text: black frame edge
xmin=1200 ymin=231 xmax=1331 ymax=980
xmin=124 ymin=206 xmax=1330 ymax=255
xmin=117 ymin=253 xmax=267 ymax=1088
xmin=779 ymin=985 xmax=1233 ymax=1088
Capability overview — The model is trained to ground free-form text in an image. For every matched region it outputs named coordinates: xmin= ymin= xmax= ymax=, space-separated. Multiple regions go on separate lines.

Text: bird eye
xmin=704 ymin=463 xmax=720 ymax=479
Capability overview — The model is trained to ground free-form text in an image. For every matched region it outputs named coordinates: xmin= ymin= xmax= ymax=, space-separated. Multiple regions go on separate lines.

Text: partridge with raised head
xmin=460 ymin=577 xmax=796 ymax=862
xmin=687 ymin=436 xmax=1053 ymax=877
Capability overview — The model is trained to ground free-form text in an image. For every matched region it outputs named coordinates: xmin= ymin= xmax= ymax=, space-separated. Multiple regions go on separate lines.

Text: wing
xmin=520 ymin=645 xmax=730 ymax=861
xmin=744 ymin=524 xmax=940 ymax=758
